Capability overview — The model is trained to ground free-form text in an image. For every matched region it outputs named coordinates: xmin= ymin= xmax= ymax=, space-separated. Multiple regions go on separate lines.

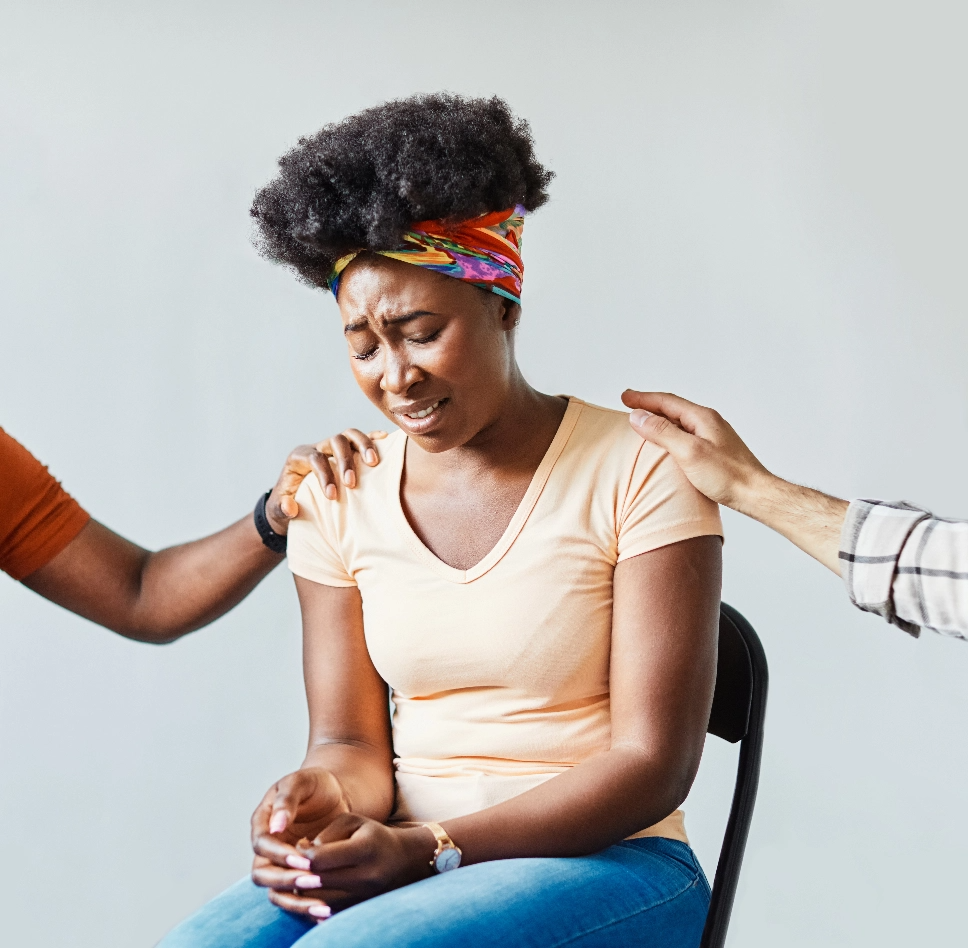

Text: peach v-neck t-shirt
xmin=288 ymin=398 xmax=723 ymax=842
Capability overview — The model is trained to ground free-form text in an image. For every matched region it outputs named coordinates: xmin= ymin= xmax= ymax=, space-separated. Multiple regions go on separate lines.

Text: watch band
xmin=254 ymin=490 xmax=288 ymax=555
xmin=422 ymin=822 xmax=462 ymax=873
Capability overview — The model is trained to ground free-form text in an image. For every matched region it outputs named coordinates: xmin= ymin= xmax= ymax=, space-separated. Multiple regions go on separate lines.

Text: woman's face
xmin=336 ymin=255 xmax=519 ymax=453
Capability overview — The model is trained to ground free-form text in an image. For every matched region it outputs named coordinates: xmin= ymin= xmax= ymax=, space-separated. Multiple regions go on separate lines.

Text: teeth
xmin=406 ymin=400 xmax=440 ymax=420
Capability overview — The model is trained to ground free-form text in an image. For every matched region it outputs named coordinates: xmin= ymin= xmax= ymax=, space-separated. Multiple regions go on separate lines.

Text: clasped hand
xmin=250 ymin=767 xmax=433 ymax=920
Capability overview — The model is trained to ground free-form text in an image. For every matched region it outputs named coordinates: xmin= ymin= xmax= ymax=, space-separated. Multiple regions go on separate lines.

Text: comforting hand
xmin=623 ymin=389 xmax=849 ymax=573
xmin=621 ymin=390 xmax=772 ymax=515
xmin=264 ymin=429 xmax=388 ymax=534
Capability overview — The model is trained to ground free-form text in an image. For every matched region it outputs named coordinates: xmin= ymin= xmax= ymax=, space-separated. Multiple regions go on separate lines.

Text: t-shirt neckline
xmin=389 ymin=397 xmax=584 ymax=585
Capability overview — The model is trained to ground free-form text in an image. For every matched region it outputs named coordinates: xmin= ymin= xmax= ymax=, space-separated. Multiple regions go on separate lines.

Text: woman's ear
xmin=501 ymin=301 xmax=522 ymax=332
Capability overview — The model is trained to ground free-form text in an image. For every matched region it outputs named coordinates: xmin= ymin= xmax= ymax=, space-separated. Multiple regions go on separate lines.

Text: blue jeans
xmin=158 ymin=837 xmax=710 ymax=948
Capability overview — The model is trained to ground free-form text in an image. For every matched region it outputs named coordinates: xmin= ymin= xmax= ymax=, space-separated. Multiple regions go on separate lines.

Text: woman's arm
xmin=287 ymin=578 xmax=395 ymax=819
xmin=249 ymin=577 xmax=396 ymax=912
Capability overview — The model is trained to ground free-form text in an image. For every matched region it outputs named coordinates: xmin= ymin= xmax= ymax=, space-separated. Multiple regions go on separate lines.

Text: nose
xmin=379 ymin=346 xmax=423 ymax=395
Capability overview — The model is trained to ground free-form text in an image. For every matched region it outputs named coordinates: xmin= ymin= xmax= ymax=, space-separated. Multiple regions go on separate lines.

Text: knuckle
xmin=681 ymin=443 xmax=700 ymax=465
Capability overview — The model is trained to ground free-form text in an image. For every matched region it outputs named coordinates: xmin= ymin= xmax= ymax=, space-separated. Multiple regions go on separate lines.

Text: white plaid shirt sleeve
xmin=840 ymin=499 xmax=968 ymax=641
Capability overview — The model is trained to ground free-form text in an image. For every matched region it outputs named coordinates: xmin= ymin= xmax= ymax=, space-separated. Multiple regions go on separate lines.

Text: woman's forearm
xmin=441 ymin=743 xmax=697 ymax=864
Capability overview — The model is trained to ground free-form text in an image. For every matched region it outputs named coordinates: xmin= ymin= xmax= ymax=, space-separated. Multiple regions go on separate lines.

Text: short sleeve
xmin=286 ymin=470 xmax=357 ymax=587
xmin=617 ymin=443 xmax=723 ymax=562
xmin=0 ymin=427 xmax=91 ymax=580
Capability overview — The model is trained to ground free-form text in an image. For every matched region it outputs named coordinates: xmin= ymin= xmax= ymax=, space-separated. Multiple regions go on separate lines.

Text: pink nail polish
xmin=269 ymin=812 xmax=289 ymax=834
xmin=309 ymin=905 xmax=332 ymax=918
xmin=286 ymin=854 xmax=312 ymax=870
xmin=294 ymin=874 xmax=322 ymax=888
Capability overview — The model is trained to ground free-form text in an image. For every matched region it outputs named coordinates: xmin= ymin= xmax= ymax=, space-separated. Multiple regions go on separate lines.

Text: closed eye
xmin=352 ymin=345 xmax=379 ymax=361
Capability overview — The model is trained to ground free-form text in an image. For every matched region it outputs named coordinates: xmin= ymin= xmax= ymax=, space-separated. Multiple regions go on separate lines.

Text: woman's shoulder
xmin=561 ymin=398 xmax=722 ymax=554
xmin=288 ymin=430 xmax=406 ymax=587
xmin=560 ymin=396 xmax=707 ymax=504
xmin=564 ymin=398 xmax=664 ymax=462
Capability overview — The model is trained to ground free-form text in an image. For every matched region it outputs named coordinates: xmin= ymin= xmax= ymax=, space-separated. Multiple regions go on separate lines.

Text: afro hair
xmin=250 ymin=93 xmax=553 ymax=288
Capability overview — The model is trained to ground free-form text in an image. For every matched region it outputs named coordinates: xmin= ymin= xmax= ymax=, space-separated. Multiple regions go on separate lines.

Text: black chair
xmin=700 ymin=603 xmax=769 ymax=948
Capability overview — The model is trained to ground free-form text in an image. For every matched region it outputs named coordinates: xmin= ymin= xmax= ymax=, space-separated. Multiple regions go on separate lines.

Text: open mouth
xmin=405 ymin=400 xmax=443 ymax=420
xmin=396 ymin=397 xmax=449 ymax=431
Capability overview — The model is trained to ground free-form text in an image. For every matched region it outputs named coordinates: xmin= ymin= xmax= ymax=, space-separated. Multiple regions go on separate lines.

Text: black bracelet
xmin=254 ymin=491 xmax=288 ymax=555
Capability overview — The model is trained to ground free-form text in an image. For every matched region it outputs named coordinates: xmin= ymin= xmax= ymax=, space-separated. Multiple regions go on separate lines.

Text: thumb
xmin=629 ymin=409 xmax=699 ymax=462
xmin=266 ymin=478 xmax=301 ymax=529
xmin=269 ymin=798 xmax=293 ymax=835
xmin=278 ymin=492 xmax=299 ymax=520
xmin=267 ymin=773 xmax=316 ymax=835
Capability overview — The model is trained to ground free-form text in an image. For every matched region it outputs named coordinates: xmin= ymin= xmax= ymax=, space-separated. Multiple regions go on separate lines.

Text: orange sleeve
xmin=0 ymin=427 xmax=91 ymax=581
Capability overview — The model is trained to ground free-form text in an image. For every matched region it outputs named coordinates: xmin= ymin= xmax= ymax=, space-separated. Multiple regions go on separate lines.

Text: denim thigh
xmin=158 ymin=837 xmax=709 ymax=948
xmin=157 ymin=877 xmax=314 ymax=948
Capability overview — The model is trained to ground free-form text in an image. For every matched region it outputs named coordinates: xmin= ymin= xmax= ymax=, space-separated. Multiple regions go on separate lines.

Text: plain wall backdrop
xmin=2 ymin=1 xmax=967 ymax=945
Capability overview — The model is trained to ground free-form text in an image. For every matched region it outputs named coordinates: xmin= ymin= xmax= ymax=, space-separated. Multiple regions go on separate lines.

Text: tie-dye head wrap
xmin=327 ymin=205 xmax=525 ymax=304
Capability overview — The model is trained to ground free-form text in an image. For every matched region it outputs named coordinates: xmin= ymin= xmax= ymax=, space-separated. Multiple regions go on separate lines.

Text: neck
xmin=419 ymin=370 xmax=567 ymax=476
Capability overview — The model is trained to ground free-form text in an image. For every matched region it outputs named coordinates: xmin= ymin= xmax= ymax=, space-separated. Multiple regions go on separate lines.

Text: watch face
xmin=434 ymin=847 xmax=461 ymax=873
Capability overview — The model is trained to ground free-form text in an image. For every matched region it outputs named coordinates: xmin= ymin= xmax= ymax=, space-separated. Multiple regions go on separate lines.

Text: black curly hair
xmin=250 ymin=93 xmax=554 ymax=288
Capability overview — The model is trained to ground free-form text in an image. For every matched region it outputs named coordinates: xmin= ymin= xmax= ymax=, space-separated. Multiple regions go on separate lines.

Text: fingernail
xmin=294 ymin=874 xmax=322 ymax=888
xmin=343 ymin=470 xmax=356 ymax=487
xmin=269 ymin=812 xmax=289 ymax=834
xmin=325 ymin=484 xmax=337 ymax=500
xmin=629 ymin=409 xmax=653 ymax=427
xmin=366 ymin=450 xmax=377 ymax=464
xmin=309 ymin=905 xmax=332 ymax=919
xmin=286 ymin=853 xmax=312 ymax=870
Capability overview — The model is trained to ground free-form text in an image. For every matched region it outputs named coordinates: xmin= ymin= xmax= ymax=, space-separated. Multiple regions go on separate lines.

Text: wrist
xmin=397 ymin=825 xmax=437 ymax=884
xmin=254 ymin=490 xmax=288 ymax=554
xmin=730 ymin=469 xmax=786 ymax=523
xmin=264 ymin=491 xmax=290 ymax=536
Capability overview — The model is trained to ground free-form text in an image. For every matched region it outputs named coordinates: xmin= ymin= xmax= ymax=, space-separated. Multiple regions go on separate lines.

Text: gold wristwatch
xmin=422 ymin=822 xmax=462 ymax=873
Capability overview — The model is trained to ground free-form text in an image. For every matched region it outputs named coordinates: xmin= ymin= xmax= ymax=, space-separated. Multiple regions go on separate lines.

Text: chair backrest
xmin=700 ymin=603 xmax=769 ymax=948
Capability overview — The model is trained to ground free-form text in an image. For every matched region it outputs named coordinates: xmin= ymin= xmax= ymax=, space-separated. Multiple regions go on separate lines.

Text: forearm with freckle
xmin=22 ymin=516 xmax=282 ymax=643
xmin=738 ymin=473 xmax=850 ymax=574
xmin=441 ymin=745 xmax=699 ymax=864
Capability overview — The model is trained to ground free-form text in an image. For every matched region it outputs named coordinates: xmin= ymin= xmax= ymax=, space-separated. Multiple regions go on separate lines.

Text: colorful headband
xmin=327 ymin=205 xmax=525 ymax=303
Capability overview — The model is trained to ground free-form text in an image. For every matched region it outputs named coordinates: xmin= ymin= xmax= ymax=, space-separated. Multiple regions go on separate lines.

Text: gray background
xmin=2 ymin=1 xmax=966 ymax=945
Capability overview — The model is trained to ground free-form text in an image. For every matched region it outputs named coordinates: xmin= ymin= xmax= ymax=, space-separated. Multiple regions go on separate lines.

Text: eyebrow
xmin=343 ymin=310 xmax=436 ymax=335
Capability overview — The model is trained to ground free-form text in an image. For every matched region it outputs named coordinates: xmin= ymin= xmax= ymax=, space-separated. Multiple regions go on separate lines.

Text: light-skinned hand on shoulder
xmin=621 ymin=390 xmax=848 ymax=575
